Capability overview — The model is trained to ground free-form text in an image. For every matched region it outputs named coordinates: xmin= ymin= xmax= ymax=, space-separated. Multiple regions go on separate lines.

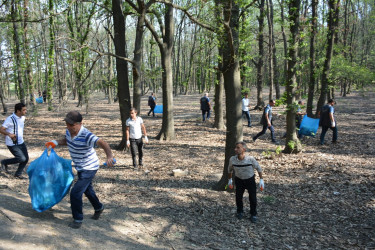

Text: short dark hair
xmin=14 ymin=103 xmax=26 ymax=113
xmin=235 ymin=141 xmax=247 ymax=150
xmin=298 ymin=100 xmax=303 ymax=105
xmin=328 ymin=99 xmax=335 ymax=104
xmin=64 ymin=111 xmax=83 ymax=124
xmin=269 ymin=99 xmax=275 ymax=103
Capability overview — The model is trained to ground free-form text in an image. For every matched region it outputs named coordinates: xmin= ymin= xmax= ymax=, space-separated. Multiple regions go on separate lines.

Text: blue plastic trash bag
xmin=154 ymin=105 xmax=163 ymax=114
xmin=299 ymin=115 xmax=320 ymax=137
xmin=36 ymin=97 xmax=43 ymax=103
xmin=27 ymin=149 xmax=73 ymax=212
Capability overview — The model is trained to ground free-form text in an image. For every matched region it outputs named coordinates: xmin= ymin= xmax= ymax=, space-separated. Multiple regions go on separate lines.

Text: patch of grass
xmin=262 ymin=195 xmax=276 ymax=204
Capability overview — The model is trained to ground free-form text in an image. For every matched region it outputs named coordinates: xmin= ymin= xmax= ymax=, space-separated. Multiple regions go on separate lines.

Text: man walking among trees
xmin=200 ymin=93 xmax=211 ymax=122
xmin=319 ymin=99 xmax=337 ymax=145
xmin=253 ymin=100 xmax=277 ymax=143
xmin=147 ymin=92 xmax=156 ymax=117
xmin=0 ymin=103 xmax=29 ymax=179
xmin=242 ymin=92 xmax=252 ymax=127
xmin=45 ymin=111 xmax=115 ymax=229
xmin=227 ymin=141 xmax=264 ymax=223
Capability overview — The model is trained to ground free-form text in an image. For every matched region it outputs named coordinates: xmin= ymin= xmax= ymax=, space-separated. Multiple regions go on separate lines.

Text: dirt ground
xmin=0 ymin=89 xmax=374 ymax=249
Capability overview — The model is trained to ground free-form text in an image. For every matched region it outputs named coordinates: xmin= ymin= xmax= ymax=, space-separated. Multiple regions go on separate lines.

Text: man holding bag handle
xmin=45 ymin=111 xmax=114 ymax=229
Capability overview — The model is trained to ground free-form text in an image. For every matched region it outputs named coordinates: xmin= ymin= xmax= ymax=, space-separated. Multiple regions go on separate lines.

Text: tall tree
xmin=112 ymin=0 xmax=131 ymax=149
xmin=307 ymin=0 xmax=318 ymax=117
xmin=145 ymin=3 xmax=175 ymax=140
xmin=47 ymin=0 xmax=55 ymax=110
xmin=23 ymin=0 xmax=36 ymax=106
xmin=10 ymin=0 xmax=26 ymax=104
xmin=125 ymin=0 xmax=155 ymax=113
xmin=283 ymin=0 xmax=302 ymax=154
xmin=255 ymin=0 xmax=265 ymax=109
xmin=316 ymin=0 xmax=340 ymax=114
xmin=213 ymin=0 xmax=243 ymax=191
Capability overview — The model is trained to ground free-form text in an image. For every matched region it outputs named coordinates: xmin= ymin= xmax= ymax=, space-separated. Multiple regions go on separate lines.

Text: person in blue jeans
xmin=45 ymin=111 xmax=115 ymax=229
xmin=0 ymin=103 xmax=29 ymax=179
xmin=253 ymin=100 xmax=277 ymax=143
xmin=319 ymin=99 xmax=337 ymax=145
xmin=200 ymin=93 xmax=211 ymax=122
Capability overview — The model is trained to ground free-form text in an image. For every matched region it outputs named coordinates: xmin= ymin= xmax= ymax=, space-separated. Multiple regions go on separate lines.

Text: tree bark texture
xmin=256 ymin=0 xmax=265 ymax=109
xmin=113 ymin=0 xmax=131 ymax=149
xmin=213 ymin=0 xmax=243 ymax=191
xmin=283 ymin=0 xmax=302 ymax=154
xmin=316 ymin=0 xmax=340 ymax=115
xmin=155 ymin=3 xmax=175 ymax=141
xmin=307 ymin=0 xmax=318 ymax=117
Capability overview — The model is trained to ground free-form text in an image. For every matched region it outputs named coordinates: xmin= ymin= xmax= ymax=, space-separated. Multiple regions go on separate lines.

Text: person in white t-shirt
xmin=242 ymin=93 xmax=252 ymax=127
xmin=0 ymin=103 xmax=29 ymax=179
xmin=126 ymin=108 xmax=148 ymax=168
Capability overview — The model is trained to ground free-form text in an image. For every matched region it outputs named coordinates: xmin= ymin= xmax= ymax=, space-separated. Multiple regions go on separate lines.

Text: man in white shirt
xmin=242 ymin=93 xmax=252 ymax=127
xmin=0 ymin=103 xmax=29 ymax=179
xmin=126 ymin=108 xmax=148 ymax=168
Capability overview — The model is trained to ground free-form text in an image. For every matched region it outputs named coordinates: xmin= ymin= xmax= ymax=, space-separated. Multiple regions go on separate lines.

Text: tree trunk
xmin=113 ymin=0 xmax=131 ymax=149
xmin=213 ymin=70 xmax=225 ymax=129
xmin=213 ymin=0 xmax=242 ymax=191
xmin=132 ymin=6 xmax=146 ymax=113
xmin=278 ymin=0 xmax=288 ymax=85
xmin=47 ymin=0 xmax=55 ymax=110
xmin=11 ymin=0 xmax=26 ymax=104
xmin=316 ymin=0 xmax=340 ymax=115
xmin=283 ymin=0 xmax=302 ymax=154
xmin=307 ymin=0 xmax=317 ymax=117
xmin=156 ymin=3 xmax=175 ymax=141
xmin=266 ymin=0 xmax=274 ymax=101
xmin=255 ymin=0 xmax=265 ymax=109
xmin=23 ymin=0 xmax=36 ymax=106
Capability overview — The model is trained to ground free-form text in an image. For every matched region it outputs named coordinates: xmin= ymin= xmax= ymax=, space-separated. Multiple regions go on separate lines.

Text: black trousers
xmin=148 ymin=106 xmax=155 ymax=117
xmin=235 ymin=175 xmax=257 ymax=216
xmin=130 ymin=138 xmax=143 ymax=167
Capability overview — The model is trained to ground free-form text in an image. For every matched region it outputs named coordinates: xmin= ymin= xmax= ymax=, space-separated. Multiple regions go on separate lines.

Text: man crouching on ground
xmin=45 ymin=111 xmax=114 ymax=229
xmin=228 ymin=141 xmax=264 ymax=223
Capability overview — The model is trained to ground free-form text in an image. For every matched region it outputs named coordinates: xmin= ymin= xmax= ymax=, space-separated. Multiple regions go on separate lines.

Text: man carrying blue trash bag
xmin=28 ymin=111 xmax=115 ymax=229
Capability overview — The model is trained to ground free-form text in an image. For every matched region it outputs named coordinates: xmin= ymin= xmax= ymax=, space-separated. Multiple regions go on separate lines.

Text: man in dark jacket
xmin=319 ymin=99 xmax=337 ymax=145
xmin=200 ymin=93 xmax=211 ymax=122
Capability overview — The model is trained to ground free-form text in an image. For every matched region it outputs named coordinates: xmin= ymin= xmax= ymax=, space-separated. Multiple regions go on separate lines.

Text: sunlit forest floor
xmin=0 ymin=88 xmax=374 ymax=249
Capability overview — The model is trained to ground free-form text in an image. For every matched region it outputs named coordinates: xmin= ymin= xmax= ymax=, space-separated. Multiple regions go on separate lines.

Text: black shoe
xmin=69 ymin=221 xmax=82 ymax=229
xmin=250 ymin=215 xmax=257 ymax=223
xmin=1 ymin=162 xmax=8 ymax=173
xmin=236 ymin=212 xmax=244 ymax=220
xmin=92 ymin=206 xmax=104 ymax=220
xmin=248 ymin=125 xmax=252 ymax=127
xmin=15 ymin=175 xmax=27 ymax=180
xmin=252 ymin=137 xmax=256 ymax=142
xmin=272 ymin=140 xmax=279 ymax=145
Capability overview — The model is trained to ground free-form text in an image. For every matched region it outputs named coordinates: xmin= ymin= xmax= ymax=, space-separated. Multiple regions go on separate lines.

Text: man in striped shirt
xmin=228 ymin=142 xmax=264 ymax=223
xmin=45 ymin=111 xmax=114 ymax=229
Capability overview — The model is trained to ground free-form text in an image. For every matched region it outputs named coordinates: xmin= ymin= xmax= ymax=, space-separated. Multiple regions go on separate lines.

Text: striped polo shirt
xmin=228 ymin=155 xmax=262 ymax=180
xmin=66 ymin=126 xmax=100 ymax=171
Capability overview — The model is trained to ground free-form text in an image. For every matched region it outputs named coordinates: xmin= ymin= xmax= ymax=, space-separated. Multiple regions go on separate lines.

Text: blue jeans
xmin=320 ymin=126 xmax=338 ymax=144
xmin=2 ymin=143 xmax=29 ymax=176
xmin=253 ymin=124 xmax=276 ymax=142
xmin=202 ymin=110 xmax=210 ymax=121
xmin=70 ymin=170 xmax=102 ymax=222
xmin=242 ymin=111 xmax=251 ymax=126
